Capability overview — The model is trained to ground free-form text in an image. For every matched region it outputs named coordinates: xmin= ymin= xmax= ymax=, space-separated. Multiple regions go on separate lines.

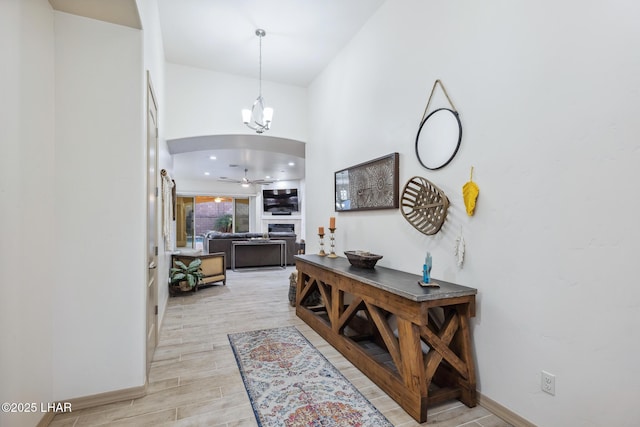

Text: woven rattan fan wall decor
xmin=401 ymin=176 xmax=449 ymax=235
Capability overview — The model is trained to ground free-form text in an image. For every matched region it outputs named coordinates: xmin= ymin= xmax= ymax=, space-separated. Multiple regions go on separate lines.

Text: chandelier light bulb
xmin=241 ymin=109 xmax=252 ymax=124
xmin=264 ymin=107 xmax=274 ymax=123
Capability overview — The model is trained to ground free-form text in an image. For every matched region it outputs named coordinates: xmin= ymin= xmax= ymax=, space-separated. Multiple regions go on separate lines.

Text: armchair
xmin=172 ymin=252 xmax=226 ymax=290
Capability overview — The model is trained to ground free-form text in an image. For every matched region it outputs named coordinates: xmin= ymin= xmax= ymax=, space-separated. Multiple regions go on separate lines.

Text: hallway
xmin=51 ymin=267 xmax=509 ymax=426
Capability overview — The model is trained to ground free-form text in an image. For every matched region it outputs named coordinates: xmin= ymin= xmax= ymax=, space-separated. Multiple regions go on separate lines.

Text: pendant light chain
xmin=241 ymin=28 xmax=272 ymax=133
xmin=259 ymin=31 xmax=263 ymax=98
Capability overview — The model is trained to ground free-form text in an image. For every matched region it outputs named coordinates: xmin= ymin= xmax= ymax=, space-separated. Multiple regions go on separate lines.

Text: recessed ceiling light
xmin=209 ymin=155 xmax=216 ymax=160
xmin=265 ymin=175 xmax=271 ymax=179
xmin=288 ymin=162 xmax=295 ymax=166
xmin=204 ymin=172 xmax=210 ymax=176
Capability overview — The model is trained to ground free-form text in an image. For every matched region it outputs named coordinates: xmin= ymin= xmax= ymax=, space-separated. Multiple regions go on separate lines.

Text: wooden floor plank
xmin=50 ymin=267 xmax=510 ymax=427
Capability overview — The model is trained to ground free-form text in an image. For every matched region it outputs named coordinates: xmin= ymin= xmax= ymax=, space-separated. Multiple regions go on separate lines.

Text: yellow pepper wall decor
xmin=462 ymin=166 xmax=479 ymax=216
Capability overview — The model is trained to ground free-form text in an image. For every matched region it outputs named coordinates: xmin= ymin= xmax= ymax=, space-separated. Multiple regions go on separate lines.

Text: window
xmin=176 ymin=196 xmax=250 ymax=249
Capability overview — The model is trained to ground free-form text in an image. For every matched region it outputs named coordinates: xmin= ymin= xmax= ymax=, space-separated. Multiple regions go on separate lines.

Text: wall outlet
xmin=541 ymin=371 xmax=555 ymax=395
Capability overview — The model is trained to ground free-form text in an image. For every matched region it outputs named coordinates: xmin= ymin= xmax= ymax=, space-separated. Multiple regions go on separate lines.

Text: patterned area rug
xmin=228 ymin=326 xmax=393 ymax=427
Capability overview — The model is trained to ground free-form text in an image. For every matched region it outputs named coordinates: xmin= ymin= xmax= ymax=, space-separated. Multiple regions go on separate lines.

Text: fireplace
xmin=269 ymin=223 xmax=295 ymax=233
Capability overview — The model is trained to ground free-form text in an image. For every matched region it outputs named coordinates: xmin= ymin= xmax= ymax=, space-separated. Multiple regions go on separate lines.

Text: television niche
xmin=263 ymin=189 xmax=299 ymax=214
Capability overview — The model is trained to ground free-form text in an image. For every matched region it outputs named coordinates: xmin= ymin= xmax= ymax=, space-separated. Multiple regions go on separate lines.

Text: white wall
xmin=165 ymin=63 xmax=308 ymax=142
xmin=307 ymin=1 xmax=640 ymax=426
xmin=1 ymin=0 xmax=173 ymax=421
xmin=53 ymin=12 xmax=146 ymax=399
xmin=0 ymin=1 xmax=55 ymax=426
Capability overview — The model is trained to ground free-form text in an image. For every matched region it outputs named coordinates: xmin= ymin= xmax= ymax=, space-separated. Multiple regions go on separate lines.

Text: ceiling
xmin=157 ymin=0 xmax=385 ymax=87
xmin=49 ymin=0 xmax=386 ymax=184
xmin=49 ymin=0 xmax=142 ymax=28
xmin=168 ymin=134 xmax=306 ymax=185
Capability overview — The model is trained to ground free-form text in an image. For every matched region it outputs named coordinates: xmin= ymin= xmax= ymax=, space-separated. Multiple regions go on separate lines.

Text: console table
xmin=294 ymin=254 xmax=477 ymax=422
xmin=231 ymin=239 xmax=286 ymax=271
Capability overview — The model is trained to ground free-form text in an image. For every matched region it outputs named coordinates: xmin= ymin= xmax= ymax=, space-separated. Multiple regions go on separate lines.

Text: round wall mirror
xmin=415 ymin=108 xmax=462 ymax=170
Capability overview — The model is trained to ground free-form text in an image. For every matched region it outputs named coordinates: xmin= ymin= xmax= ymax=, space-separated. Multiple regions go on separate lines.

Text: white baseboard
xmin=38 ymin=383 xmax=147 ymax=426
xmin=478 ymin=392 xmax=537 ymax=427
xmin=39 ymin=385 xmax=528 ymax=427
xmin=36 ymin=412 xmax=56 ymax=427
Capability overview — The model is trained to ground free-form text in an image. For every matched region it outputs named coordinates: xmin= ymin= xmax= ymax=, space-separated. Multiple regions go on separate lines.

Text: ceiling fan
xmin=218 ymin=168 xmax=275 ymax=187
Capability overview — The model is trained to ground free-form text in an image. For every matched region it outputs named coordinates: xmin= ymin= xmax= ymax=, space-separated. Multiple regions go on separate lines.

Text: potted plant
xmin=215 ymin=213 xmax=233 ymax=232
xmin=169 ymin=258 xmax=204 ymax=293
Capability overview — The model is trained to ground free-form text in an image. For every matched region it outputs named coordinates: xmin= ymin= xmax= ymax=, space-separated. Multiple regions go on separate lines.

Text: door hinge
xmin=155 ymin=305 xmax=158 ymax=315
xmin=154 ymin=246 xmax=158 ymax=256
xmin=155 ymin=187 xmax=159 ymax=197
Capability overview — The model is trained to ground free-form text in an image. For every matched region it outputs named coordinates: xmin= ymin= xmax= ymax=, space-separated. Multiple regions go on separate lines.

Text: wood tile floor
xmin=51 ymin=266 xmax=512 ymax=427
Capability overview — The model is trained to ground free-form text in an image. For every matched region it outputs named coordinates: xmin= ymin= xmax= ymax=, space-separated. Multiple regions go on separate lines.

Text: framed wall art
xmin=334 ymin=152 xmax=399 ymax=212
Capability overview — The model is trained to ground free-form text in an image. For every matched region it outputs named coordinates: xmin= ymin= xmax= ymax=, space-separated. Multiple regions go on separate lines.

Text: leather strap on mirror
xmin=421 ymin=79 xmax=457 ymax=122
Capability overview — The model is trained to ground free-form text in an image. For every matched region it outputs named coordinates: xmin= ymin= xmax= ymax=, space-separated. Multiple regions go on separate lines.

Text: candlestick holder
xmin=318 ymin=233 xmax=326 ymax=256
xmin=327 ymin=227 xmax=338 ymax=258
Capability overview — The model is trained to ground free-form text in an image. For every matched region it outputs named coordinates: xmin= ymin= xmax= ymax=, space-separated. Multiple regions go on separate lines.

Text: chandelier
xmin=242 ymin=29 xmax=273 ymax=134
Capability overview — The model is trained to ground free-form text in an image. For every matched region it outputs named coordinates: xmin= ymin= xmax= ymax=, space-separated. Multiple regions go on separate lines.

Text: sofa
xmin=203 ymin=231 xmax=298 ymax=269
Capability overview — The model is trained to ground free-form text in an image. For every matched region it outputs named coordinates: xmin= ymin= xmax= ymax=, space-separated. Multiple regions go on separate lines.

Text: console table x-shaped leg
xmin=296 ymin=265 xmax=477 ymax=422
